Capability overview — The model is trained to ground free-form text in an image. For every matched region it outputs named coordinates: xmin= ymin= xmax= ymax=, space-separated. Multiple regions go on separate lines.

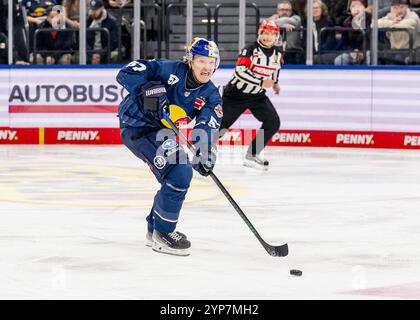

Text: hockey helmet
xmin=258 ymin=18 xmax=280 ymax=38
xmin=186 ymin=37 xmax=220 ymax=70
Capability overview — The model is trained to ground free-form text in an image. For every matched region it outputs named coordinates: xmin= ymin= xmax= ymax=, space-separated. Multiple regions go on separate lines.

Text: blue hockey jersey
xmin=116 ymin=59 xmax=223 ymax=137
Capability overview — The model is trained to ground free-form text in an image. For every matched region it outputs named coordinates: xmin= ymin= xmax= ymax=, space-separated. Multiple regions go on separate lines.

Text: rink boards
xmin=1 ymin=66 xmax=420 ymax=149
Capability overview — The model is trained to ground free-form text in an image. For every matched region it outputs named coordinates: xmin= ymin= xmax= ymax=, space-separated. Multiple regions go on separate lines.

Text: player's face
xmin=259 ymin=30 xmax=277 ymax=47
xmin=191 ymin=55 xmax=216 ymax=83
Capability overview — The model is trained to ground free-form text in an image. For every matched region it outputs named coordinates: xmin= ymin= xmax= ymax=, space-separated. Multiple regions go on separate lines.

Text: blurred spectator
xmin=271 ymin=0 xmax=301 ymax=27
xmin=1 ymin=1 xmax=31 ymax=64
xmin=378 ymin=0 xmax=420 ymax=49
xmin=375 ymin=0 xmax=420 ymax=17
xmin=335 ymin=0 xmax=372 ymax=65
xmin=15 ymin=1 xmax=31 ymax=64
xmin=21 ymin=0 xmax=57 ymax=25
xmin=21 ymin=0 xmax=57 ymax=52
xmin=0 ymin=1 xmax=9 ymax=64
xmin=375 ymin=0 xmax=404 ymax=17
xmin=302 ymin=0 xmax=338 ymax=64
xmin=0 ymin=32 xmax=31 ymax=65
xmin=106 ymin=0 xmax=131 ymax=8
xmin=87 ymin=0 xmax=118 ymax=64
xmin=369 ymin=0 xmax=393 ymax=12
xmin=270 ymin=0 xmax=304 ymax=64
xmin=105 ymin=0 xmax=133 ymax=61
xmin=63 ymin=0 xmax=87 ymax=29
xmin=323 ymin=0 xmax=350 ymax=25
xmin=34 ymin=6 xmax=76 ymax=64
xmin=410 ymin=0 xmax=420 ymax=7
xmin=293 ymin=0 xmax=349 ymax=25
xmin=0 ymin=0 xmax=6 ymax=35
xmin=0 ymin=32 xmax=7 ymax=64
xmin=292 ymin=0 xmax=308 ymax=18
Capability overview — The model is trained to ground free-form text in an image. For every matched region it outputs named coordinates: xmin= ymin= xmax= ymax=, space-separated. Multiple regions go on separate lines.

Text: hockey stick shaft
xmin=164 ymin=116 xmax=288 ymax=257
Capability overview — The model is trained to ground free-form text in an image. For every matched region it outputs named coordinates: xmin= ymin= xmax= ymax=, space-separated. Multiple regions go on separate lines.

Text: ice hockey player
xmin=116 ymin=37 xmax=222 ymax=256
xmin=218 ymin=18 xmax=283 ymax=170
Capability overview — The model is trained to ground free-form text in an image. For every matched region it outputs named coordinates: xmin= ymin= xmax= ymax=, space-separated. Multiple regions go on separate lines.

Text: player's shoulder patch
xmin=214 ymin=104 xmax=223 ymax=118
xmin=168 ymin=74 xmax=180 ymax=85
xmin=240 ymin=43 xmax=258 ymax=57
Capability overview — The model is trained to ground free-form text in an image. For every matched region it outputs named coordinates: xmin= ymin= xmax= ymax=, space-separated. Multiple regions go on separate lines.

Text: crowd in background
xmin=1 ymin=0 xmax=420 ymax=65
xmin=0 ymin=0 xmax=127 ymax=64
xmin=270 ymin=0 xmax=420 ymax=65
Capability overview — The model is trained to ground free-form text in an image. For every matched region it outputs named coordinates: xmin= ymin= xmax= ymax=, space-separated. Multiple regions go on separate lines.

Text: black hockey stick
xmin=163 ymin=115 xmax=288 ymax=257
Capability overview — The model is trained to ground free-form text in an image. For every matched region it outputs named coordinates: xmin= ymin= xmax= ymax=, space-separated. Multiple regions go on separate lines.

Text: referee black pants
xmin=219 ymin=87 xmax=280 ymax=156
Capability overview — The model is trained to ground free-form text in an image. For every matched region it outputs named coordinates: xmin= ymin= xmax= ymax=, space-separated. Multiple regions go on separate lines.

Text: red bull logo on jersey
xmin=404 ymin=135 xmax=420 ymax=146
xmin=174 ymin=117 xmax=193 ymax=128
xmin=0 ymin=130 xmax=18 ymax=141
xmin=161 ymin=104 xmax=192 ymax=128
xmin=336 ymin=134 xmax=374 ymax=145
xmin=57 ymin=130 xmax=100 ymax=141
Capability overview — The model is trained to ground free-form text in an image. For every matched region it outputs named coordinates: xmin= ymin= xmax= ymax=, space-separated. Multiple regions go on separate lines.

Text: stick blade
xmin=266 ymin=243 xmax=289 ymax=257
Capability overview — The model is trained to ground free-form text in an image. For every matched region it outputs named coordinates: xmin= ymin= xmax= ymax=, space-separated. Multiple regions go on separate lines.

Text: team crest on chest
xmin=184 ymin=92 xmax=191 ymax=97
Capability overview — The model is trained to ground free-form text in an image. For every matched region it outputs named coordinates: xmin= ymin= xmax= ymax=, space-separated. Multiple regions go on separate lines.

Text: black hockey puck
xmin=290 ymin=269 xmax=302 ymax=276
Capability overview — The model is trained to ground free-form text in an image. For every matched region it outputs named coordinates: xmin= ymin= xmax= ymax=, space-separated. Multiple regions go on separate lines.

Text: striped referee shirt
xmin=228 ymin=41 xmax=283 ymax=94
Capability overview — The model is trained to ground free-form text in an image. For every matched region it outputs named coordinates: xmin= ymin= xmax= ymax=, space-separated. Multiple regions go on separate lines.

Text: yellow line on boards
xmin=39 ymin=128 xmax=45 ymax=145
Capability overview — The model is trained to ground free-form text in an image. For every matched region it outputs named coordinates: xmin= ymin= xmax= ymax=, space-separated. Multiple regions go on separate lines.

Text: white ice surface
xmin=1 ymin=145 xmax=420 ymax=300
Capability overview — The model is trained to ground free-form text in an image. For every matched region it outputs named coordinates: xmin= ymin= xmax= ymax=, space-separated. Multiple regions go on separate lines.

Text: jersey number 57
xmin=127 ymin=61 xmax=146 ymax=72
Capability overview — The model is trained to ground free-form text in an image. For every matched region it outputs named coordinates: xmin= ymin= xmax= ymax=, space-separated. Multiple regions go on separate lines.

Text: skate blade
xmin=243 ymin=160 xmax=269 ymax=171
xmin=152 ymin=242 xmax=190 ymax=256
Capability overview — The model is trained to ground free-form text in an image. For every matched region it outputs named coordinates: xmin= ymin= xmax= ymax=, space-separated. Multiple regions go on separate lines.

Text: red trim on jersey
xmin=236 ymin=56 xmax=252 ymax=68
xmin=250 ymin=70 xmax=271 ymax=77
xmin=250 ymin=64 xmax=277 ymax=77
xmin=250 ymin=64 xmax=278 ymax=71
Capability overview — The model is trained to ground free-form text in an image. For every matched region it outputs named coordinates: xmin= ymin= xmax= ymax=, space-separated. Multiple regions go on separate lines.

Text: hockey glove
xmin=142 ymin=81 xmax=169 ymax=120
xmin=192 ymin=144 xmax=217 ymax=176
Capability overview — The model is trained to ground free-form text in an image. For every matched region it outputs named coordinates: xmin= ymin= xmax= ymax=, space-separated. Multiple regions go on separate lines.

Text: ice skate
xmin=151 ymin=230 xmax=191 ymax=256
xmin=146 ymin=230 xmax=187 ymax=247
xmin=243 ymin=153 xmax=269 ymax=170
